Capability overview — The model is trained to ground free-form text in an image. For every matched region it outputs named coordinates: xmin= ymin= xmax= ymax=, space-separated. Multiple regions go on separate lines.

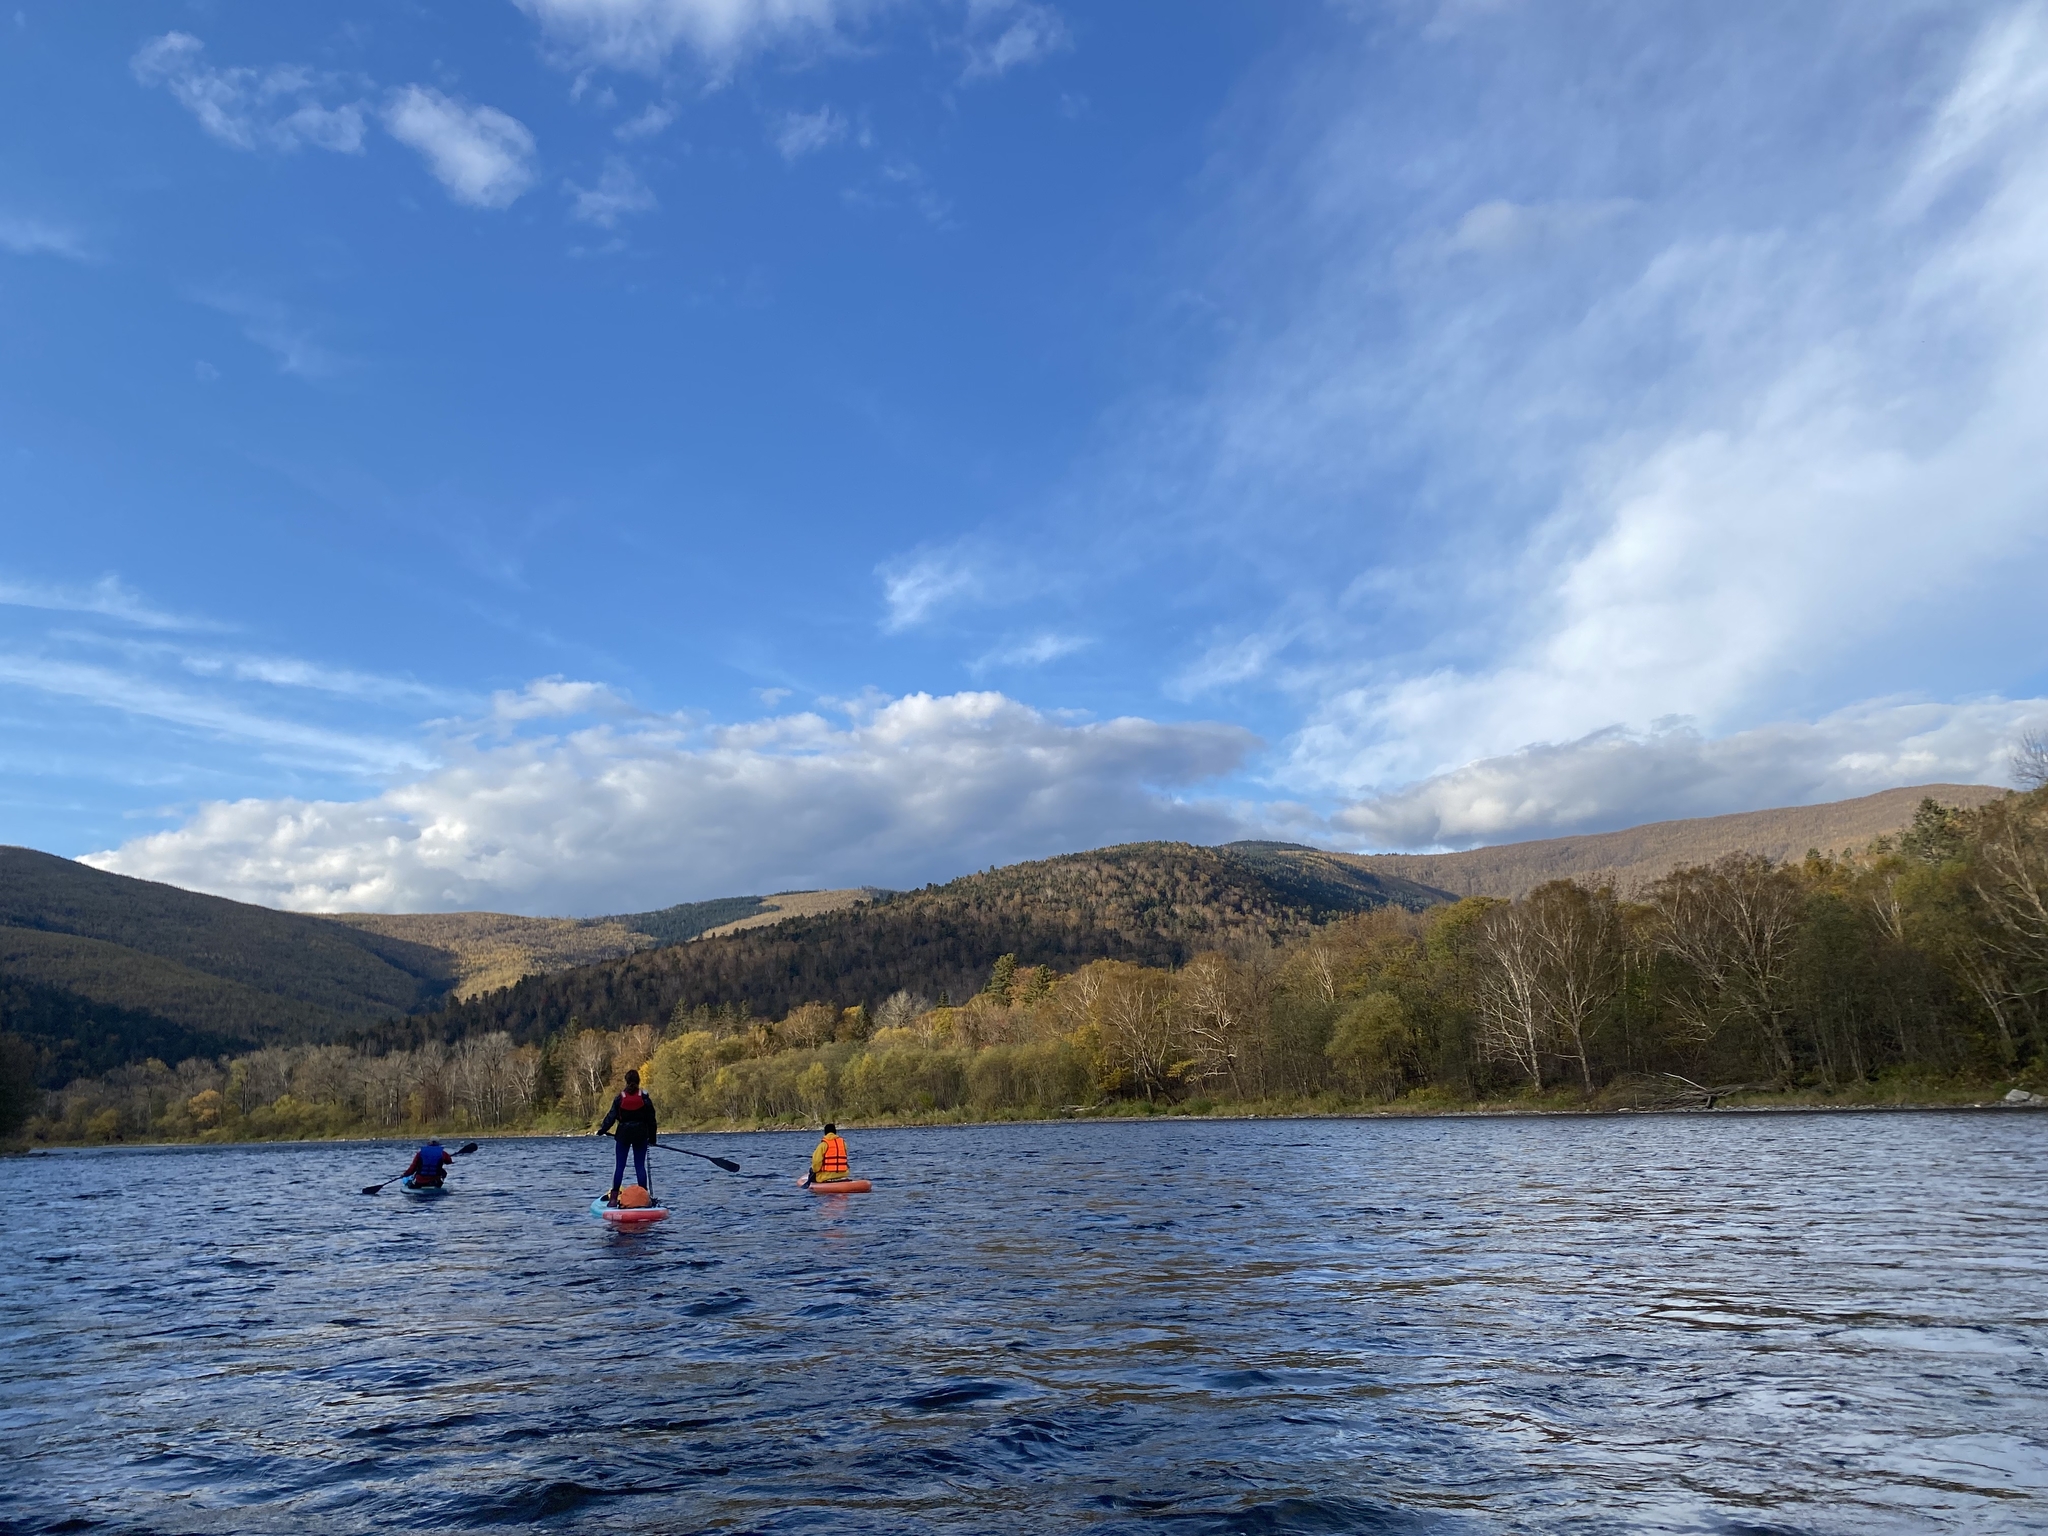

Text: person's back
xmin=597 ymin=1070 xmax=658 ymax=1203
xmin=405 ymin=1140 xmax=450 ymax=1186
xmin=810 ymin=1123 xmax=851 ymax=1184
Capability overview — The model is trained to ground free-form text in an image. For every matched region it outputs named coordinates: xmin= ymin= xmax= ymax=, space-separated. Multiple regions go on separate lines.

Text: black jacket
xmin=600 ymin=1091 xmax=657 ymax=1144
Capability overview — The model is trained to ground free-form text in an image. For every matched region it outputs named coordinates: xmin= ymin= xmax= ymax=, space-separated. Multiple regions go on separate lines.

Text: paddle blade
xmin=360 ymin=1184 xmax=384 ymax=1195
xmin=456 ymin=1142 xmax=480 ymax=1156
xmin=712 ymin=1157 xmax=741 ymax=1172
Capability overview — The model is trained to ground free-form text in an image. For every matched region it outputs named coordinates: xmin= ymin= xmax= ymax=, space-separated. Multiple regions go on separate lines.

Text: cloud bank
xmin=84 ymin=690 xmax=1256 ymax=913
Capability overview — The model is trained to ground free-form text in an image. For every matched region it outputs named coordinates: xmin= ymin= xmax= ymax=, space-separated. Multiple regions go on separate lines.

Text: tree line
xmin=11 ymin=790 xmax=2046 ymax=1144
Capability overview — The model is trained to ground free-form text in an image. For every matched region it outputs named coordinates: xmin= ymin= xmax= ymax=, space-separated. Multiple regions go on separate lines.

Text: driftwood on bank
xmin=1653 ymin=1073 xmax=1775 ymax=1109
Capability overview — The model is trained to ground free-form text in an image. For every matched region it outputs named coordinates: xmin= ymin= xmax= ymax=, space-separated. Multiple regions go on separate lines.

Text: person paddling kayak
xmin=804 ymin=1123 xmax=852 ymax=1188
xmin=402 ymin=1138 xmax=454 ymax=1188
xmin=596 ymin=1070 xmax=657 ymax=1206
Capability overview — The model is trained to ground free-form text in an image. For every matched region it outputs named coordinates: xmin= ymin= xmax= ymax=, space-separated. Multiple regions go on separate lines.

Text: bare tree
xmin=1649 ymin=854 xmax=1805 ymax=1077
xmin=1523 ymin=881 xmax=1624 ymax=1093
xmin=1175 ymin=950 xmax=1267 ymax=1095
xmin=874 ymin=991 xmax=930 ymax=1032
xmin=2013 ymin=728 xmax=2048 ymax=790
xmin=564 ymin=1030 xmax=612 ymax=1117
xmin=1471 ymin=901 xmax=1548 ymax=1088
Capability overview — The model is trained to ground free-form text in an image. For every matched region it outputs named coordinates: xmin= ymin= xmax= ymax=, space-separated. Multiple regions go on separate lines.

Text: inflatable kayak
xmin=591 ymin=1196 xmax=669 ymax=1227
xmin=400 ymin=1177 xmax=449 ymax=1198
xmin=805 ymin=1179 xmax=872 ymax=1195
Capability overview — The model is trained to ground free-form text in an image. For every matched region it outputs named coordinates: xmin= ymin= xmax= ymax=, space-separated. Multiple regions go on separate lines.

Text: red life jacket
xmin=819 ymin=1134 xmax=850 ymax=1178
xmin=619 ymin=1091 xmax=646 ymax=1112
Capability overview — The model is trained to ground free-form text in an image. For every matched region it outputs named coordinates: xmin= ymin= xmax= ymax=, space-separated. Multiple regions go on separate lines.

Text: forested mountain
xmin=1344 ymin=784 xmax=2003 ymax=899
xmin=418 ymin=842 xmax=1449 ymax=1044
xmin=0 ymin=847 xmax=453 ymax=1083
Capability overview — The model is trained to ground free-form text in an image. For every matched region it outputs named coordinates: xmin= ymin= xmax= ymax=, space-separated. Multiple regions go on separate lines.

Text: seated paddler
xmin=403 ymin=1138 xmax=452 ymax=1188
xmin=807 ymin=1122 xmax=851 ymax=1186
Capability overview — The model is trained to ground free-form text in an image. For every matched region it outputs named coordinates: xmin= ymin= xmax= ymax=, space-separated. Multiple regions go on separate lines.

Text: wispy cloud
xmin=566 ymin=157 xmax=657 ymax=227
xmin=0 ymin=653 xmax=433 ymax=775
xmin=0 ymin=574 xmax=225 ymax=632
xmin=1439 ymin=198 xmax=1634 ymax=258
xmin=774 ymin=105 xmax=846 ymax=162
xmin=131 ymin=33 xmax=367 ymax=153
xmin=971 ymin=632 xmax=1090 ymax=673
xmin=877 ymin=548 xmax=984 ymax=631
xmin=961 ymin=0 xmax=1070 ymax=82
xmin=0 ymin=214 xmax=90 ymax=261
xmin=196 ymin=290 xmax=343 ymax=379
xmin=512 ymin=0 xmax=856 ymax=76
xmin=382 ymin=86 xmax=538 ymax=209
xmin=615 ymin=101 xmax=676 ymax=141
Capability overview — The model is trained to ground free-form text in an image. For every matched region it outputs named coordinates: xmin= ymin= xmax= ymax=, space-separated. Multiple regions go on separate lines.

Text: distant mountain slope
xmin=332 ymin=911 xmax=663 ymax=1000
xmin=0 ymin=846 xmax=454 ymax=1082
xmin=1338 ymin=783 xmax=2006 ymax=899
xmin=425 ymin=842 xmax=1448 ymax=1043
xmin=695 ymin=888 xmax=883 ymax=940
xmin=334 ymin=896 xmax=779 ymax=998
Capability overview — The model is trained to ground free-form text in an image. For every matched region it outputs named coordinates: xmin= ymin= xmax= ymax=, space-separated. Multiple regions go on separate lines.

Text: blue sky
xmin=3 ymin=0 xmax=2046 ymax=913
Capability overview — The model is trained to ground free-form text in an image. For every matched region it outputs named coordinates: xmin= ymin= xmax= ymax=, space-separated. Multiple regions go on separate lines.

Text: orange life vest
xmin=819 ymin=1134 xmax=850 ymax=1178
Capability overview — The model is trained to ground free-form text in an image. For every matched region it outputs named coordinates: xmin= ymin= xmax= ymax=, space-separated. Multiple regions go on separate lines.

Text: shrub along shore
xmin=11 ymin=791 xmax=2048 ymax=1149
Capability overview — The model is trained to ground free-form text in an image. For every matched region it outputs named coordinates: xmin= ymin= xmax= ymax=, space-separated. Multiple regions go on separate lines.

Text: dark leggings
xmin=612 ymin=1138 xmax=649 ymax=1192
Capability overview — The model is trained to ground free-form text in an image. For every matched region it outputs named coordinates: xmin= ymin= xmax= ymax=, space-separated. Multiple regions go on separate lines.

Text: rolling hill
xmin=330 ymin=891 xmax=880 ymax=998
xmin=1337 ymin=784 xmax=2005 ymax=899
xmin=421 ymin=841 xmax=1450 ymax=1044
xmin=0 ymin=846 xmax=454 ymax=1082
xmin=4 ymin=782 xmax=2008 ymax=1081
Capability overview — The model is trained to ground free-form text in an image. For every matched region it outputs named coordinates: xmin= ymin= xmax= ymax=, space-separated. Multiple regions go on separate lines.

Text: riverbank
xmin=12 ymin=1069 xmax=2043 ymax=1150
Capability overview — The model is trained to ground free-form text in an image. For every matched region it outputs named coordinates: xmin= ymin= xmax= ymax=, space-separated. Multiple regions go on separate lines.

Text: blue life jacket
xmin=417 ymin=1144 xmax=449 ymax=1175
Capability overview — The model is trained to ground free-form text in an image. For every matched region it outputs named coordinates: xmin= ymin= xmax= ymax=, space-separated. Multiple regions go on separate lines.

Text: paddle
xmin=595 ymin=1129 xmax=740 ymax=1174
xmin=361 ymin=1142 xmax=479 ymax=1195
xmin=658 ymin=1142 xmax=742 ymax=1173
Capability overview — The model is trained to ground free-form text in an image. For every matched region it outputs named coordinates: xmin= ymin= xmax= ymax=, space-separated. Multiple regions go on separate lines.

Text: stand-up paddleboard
xmin=591 ymin=1196 xmax=669 ymax=1226
xmin=400 ymin=1176 xmax=449 ymax=1198
xmin=804 ymin=1179 xmax=872 ymax=1195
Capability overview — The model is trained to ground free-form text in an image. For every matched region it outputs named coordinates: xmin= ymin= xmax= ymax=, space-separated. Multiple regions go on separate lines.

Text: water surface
xmin=2 ymin=1113 xmax=2044 ymax=1533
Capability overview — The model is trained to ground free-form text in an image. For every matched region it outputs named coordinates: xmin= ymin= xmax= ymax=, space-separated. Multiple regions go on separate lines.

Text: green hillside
xmin=0 ymin=847 xmax=454 ymax=1084
xmin=424 ymin=841 xmax=1450 ymax=1044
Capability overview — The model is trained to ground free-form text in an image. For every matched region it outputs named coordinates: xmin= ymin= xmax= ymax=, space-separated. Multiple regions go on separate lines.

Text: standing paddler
xmin=596 ymin=1069 xmax=658 ymax=1206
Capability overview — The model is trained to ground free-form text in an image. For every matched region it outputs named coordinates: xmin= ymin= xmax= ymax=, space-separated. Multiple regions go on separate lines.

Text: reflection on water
xmin=1 ymin=1114 xmax=2043 ymax=1533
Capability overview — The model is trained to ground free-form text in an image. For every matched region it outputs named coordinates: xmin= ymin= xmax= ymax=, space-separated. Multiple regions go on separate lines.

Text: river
xmin=2 ymin=1113 xmax=2043 ymax=1533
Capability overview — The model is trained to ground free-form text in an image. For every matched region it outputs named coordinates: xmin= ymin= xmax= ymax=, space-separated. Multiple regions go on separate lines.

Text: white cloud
xmin=1095 ymin=3 xmax=2048 ymax=843
xmin=567 ymin=158 xmax=657 ymax=226
xmin=615 ymin=101 xmax=677 ymax=140
xmin=382 ymin=86 xmax=538 ymax=209
xmin=961 ymin=0 xmax=1070 ymax=82
xmin=82 ymin=690 xmax=1256 ymax=913
xmin=489 ymin=677 xmax=634 ymax=720
xmin=1281 ymin=18 xmax=2048 ymax=804
xmin=1334 ymin=699 xmax=2048 ymax=850
xmin=131 ymin=33 xmax=367 ymax=153
xmin=877 ymin=548 xmax=984 ymax=631
xmin=774 ymin=105 xmax=846 ymax=162
xmin=512 ymin=0 xmax=855 ymax=75
xmin=0 ymin=214 xmax=89 ymax=261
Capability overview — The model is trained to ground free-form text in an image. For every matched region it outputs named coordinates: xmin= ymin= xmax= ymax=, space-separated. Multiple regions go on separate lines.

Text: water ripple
xmin=1 ymin=1115 xmax=2043 ymax=1533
